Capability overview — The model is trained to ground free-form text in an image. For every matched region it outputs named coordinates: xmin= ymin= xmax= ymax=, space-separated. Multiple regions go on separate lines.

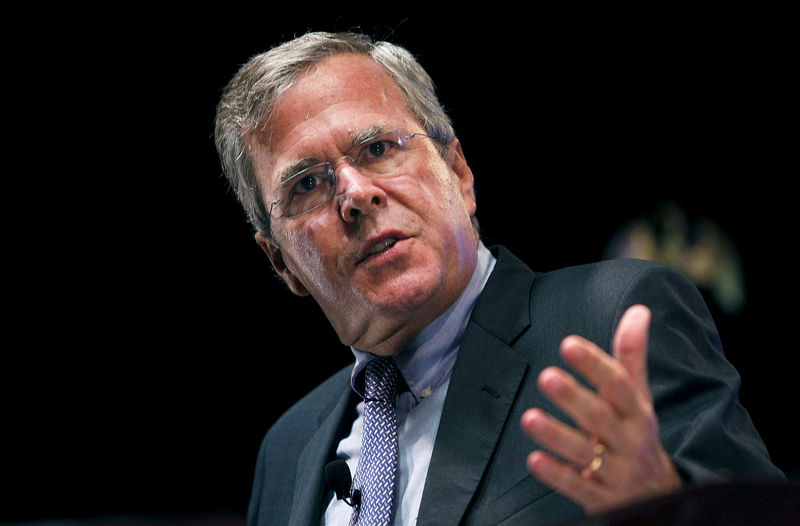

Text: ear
xmin=447 ymin=139 xmax=477 ymax=217
xmin=254 ymin=231 xmax=310 ymax=296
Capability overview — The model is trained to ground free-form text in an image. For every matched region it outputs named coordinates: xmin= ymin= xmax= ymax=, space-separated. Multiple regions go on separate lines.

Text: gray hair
xmin=214 ymin=32 xmax=457 ymax=236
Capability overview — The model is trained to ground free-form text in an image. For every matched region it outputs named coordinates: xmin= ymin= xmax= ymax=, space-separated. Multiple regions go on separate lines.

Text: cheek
xmin=418 ymin=157 xmax=467 ymax=204
xmin=281 ymin=216 xmax=343 ymax=283
xmin=392 ymin=165 xmax=453 ymax=206
xmin=416 ymin=167 xmax=471 ymax=220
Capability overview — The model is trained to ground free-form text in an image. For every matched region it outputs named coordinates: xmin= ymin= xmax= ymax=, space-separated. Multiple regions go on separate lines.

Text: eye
xmin=292 ymin=172 xmax=323 ymax=195
xmin=284 ymin=164 xmax=329 ymax=200
xmin=359 ymin=137 xmax=403 ymax=165
xmin=366 ymin=140 xmax=389 ymax=158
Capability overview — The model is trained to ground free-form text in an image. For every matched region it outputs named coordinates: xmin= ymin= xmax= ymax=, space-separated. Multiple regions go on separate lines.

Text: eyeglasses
xmin=268 ymin=128 xmax=432 ymax=221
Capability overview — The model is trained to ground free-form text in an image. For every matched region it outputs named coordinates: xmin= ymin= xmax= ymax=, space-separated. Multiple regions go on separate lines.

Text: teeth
xmin=368 ymin=238 xmax=397 ymax=255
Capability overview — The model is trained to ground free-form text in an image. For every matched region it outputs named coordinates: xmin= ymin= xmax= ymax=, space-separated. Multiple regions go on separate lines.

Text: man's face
xmin=251 ymin=54 xmax=479 ymax=355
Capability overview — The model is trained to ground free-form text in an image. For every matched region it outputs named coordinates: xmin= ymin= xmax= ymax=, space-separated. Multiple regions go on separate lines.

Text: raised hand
xmin=520 ymin=305 xmax=681 ymax=514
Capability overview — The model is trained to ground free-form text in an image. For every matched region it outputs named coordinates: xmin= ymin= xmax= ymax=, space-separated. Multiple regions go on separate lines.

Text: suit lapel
xmin=287 ymin=247 xmax=538 ymax=525
xmin=417 ymin=246 xmax=535 ymax=525
xmin=288 ymin=380 xmax=356 ymax=526
xmin=417 ymin=324 xmax=528 ymax=525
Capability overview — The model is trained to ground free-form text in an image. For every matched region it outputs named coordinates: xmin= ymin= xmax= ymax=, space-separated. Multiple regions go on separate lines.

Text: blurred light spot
xmin=604 ymin=202 xmax=745 ymax=315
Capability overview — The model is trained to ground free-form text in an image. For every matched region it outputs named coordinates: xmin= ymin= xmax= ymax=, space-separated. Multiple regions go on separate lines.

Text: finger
xmin=612 ymin=304 xmax=652 ymax=398
xmin=521 ymin=408 xmax=596 ymax=467
xmin=560 ymin=335 xmax=640 ymax=417
xmin=580 ymin=444 xmax=626 ymax=486
xmin=537 ymin=367 xmax=622 ymax=443
xmin=527 ymin=450 xmax=613 ymax=514
xmin=522 ymin=409 xmax=638 ymax=490
xmin=522 ymin=405 xmax=649 ymax=488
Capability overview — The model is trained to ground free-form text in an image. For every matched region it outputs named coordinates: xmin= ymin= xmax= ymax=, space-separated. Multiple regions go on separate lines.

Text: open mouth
xmin=367 ymin=237 xmax=397 ymax=256
xmin=358 ymin=235 xmax=405 ymax=264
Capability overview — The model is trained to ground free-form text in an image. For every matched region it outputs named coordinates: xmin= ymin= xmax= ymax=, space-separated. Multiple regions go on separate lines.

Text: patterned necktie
xmin=350 ymin=358 xmax=399 ymax=525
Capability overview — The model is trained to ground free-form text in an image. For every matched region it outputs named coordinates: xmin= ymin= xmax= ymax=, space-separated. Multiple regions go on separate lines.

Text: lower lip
xmin=360 ymin=238 xmax=408 ymax=267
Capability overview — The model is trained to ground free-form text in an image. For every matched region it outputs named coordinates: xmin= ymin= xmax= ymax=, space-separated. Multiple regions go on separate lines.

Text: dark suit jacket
xmin=247 ymin=246 xmax=782 ymax=525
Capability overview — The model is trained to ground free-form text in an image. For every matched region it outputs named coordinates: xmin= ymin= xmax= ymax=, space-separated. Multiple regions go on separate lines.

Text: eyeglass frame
xmin=266 ymin=128 xmax=435 ymax=227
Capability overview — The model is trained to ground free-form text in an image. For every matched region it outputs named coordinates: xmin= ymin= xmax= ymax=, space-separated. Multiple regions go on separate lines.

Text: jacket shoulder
xmin=532 ymin=257 xmax=691 ymax=318
xmin=533 ymin=257 xmax=684 ymax=291
xmin=263 ymin=364 xmax=353 ymax=446
xmin=247 ymin=364 xmax=353 ymax=525
xmin=502 ymin=255 xmax=714 ymax=368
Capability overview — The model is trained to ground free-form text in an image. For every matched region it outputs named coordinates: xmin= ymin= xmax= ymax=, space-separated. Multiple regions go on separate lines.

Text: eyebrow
xmin=276 ymin=124 xmax=394 ymax=185
xmin=349 ymin=124 xmax=391 ymax=147
xmin=278 ymin=158 xmax=321 ymax=185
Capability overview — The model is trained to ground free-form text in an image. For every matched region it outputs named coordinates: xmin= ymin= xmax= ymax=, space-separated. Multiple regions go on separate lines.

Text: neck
xmin=346 ymin=241 xmax=486 ymax=357
xmin=347 ymin=285 xmax=468 ymax=356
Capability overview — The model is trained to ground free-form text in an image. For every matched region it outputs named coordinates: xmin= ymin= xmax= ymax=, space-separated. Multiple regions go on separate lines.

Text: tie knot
xmin=364 ymin=358 xmax=398 ymax=403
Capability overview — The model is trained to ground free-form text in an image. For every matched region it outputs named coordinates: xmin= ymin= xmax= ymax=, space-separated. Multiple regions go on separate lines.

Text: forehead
xmin=253 ymin=54 xmax=417 ymax=183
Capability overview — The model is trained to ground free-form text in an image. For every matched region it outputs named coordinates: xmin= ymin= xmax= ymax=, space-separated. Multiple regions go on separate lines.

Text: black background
xmin=4 ymin=9 xmax=796 ymax=523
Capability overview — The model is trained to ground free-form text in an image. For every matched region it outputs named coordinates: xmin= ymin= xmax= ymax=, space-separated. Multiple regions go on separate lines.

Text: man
xmin=214 ymin=32 xmax=781 ymax=525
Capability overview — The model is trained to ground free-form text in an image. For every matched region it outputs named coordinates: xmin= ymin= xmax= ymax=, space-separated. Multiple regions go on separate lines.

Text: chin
xmin=369 ymin=271 xmax=445 ymax=313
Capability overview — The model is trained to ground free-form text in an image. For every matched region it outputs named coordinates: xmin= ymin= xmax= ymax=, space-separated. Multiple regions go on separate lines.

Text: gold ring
xmin=587 ymin=442 xmax=606 ymax=472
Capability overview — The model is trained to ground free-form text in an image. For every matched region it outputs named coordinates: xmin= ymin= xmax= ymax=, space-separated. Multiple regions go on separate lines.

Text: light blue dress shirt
xmin=324 ymin=242 xmax=496 ymax=525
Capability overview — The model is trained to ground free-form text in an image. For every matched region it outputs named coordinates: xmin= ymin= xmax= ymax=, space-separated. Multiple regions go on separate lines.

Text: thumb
xmin=613 ymin=304 xmax=652 ymax=399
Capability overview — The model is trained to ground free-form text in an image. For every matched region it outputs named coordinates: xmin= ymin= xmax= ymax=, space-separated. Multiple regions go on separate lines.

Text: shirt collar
xmin=350 ymin=241 xmax=496 ymax=402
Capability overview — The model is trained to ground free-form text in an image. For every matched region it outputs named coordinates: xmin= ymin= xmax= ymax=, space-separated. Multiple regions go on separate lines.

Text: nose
xmin=335 ymin=162 xmax=387 ymax=223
